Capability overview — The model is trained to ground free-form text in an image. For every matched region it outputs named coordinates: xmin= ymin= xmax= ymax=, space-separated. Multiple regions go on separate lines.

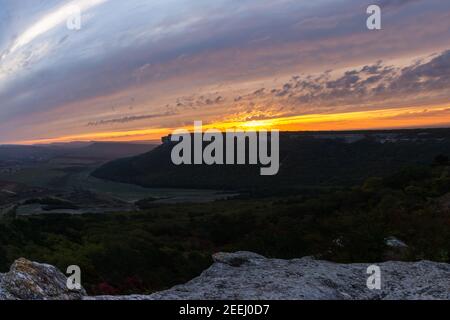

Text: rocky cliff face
xmin=0 ymin=258 xmax=86 ymax=300
xmin=1 ymin=252 xmax=449 ymax=300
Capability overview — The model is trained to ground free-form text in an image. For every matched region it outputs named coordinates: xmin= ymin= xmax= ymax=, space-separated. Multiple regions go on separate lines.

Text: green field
xmin=0 ymin=160 xmax=232 ymax=204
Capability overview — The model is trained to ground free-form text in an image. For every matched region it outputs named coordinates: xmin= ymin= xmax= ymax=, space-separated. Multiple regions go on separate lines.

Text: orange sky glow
xmin=2 ymin=1 xmax=450 ymax=145
xmin=17 ymin=103 xmax=450 ymax=145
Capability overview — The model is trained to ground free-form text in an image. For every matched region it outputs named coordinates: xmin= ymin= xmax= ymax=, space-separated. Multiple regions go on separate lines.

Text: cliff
xmin=1 ymin=252 xmax=449 ymax=300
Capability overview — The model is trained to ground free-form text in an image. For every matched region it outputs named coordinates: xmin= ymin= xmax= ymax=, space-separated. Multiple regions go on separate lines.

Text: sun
xmin=241 ymin=120 xmax=275 ymax=129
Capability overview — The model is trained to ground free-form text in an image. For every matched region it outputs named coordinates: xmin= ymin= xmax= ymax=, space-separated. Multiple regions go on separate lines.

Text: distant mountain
xmin=38 ymin=141 xmax=95 ymax=149
xmin=62 ymin=142 xmax=157 ymax=161
xmin=0 ymin=145 xmax=60 ymax=162
xmin=92 ymin=129 xmax=450 ymax=191
xmin=0 ymin=142 xmax=157 ymax=165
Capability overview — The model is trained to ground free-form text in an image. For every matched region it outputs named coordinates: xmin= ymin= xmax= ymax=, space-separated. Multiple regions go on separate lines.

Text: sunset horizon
xmin=1 ymin=0 xmax=449 ymax=145
xmin=10 ymin=103 xmax=450 ymax=145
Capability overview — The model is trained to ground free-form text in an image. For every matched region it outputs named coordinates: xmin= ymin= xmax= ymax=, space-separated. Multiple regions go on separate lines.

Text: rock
xmin=0 ymin=258 xmax=86 ymax=300
xmin=385 ymin=237 xmax=408 ymax=248
xmin=384 ymin=237 xmax=409 ymax=260
xmin=212 ymin=251 xmax=265 ymax=267
xmin=1 ymin=253 xmax=450 ymax=300
xmin=91 ymin=252 xmax=450 ymax=300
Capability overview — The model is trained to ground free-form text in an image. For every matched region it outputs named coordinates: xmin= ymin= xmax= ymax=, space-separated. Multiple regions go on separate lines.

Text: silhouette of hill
xmin=0 ymin=145 xmax=60 ymax=162
xmin=92 ymin=129 xmax=450 ymax=191
xmin=0 ymin=142 xmax=156 ymax=164
xmin=63 ymin=142 xmax=156 ymax=161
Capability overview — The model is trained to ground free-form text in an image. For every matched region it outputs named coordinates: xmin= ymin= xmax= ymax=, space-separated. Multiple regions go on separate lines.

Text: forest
xmin=1 ymin=156 xmax=449 ymax=295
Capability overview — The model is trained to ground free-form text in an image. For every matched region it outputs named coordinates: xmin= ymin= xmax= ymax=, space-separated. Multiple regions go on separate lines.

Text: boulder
xmin=0 ymin=258 xmax=86 ymax=300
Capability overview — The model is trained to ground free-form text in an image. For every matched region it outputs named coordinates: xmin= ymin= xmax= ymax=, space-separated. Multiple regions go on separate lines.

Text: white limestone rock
xmin=92 ymin=252 xmax=450 ymax=300
xmin=1 ymin=253 xmax=449 ymax=300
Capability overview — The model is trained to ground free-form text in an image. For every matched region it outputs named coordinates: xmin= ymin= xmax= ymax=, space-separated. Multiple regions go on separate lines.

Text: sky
xmin=0 ymin=0 xmax=450 ymax=144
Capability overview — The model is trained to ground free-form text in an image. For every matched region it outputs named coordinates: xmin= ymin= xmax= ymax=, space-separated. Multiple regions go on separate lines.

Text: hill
xmin=62 ymin=142 xmax=156 ymax=161
xmin=0 ymin=145 xmax=60 ymax=163
xmin=92 ymin=129 xmax=450 ymax=191
xmin=0 ymin=142 xmax=156 ymax=165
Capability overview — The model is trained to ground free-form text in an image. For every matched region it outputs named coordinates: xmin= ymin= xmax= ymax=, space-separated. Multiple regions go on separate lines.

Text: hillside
xmin=62 ymin=142 xmax=156 ymax=161
xmin=92 ymin=129 xmax=450 ymax=191
xmin=1 ymin=162 xmax=449 ymax=294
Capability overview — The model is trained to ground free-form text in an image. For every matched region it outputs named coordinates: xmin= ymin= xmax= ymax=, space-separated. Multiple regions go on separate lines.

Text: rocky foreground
xmin=1 ymin=252 xmax=449 ymax=300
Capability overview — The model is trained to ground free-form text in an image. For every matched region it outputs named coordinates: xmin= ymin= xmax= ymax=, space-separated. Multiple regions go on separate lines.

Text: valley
xmin=0 ymin=129 xmax=449 ymax=295
xmin=0 ymin=142 xmax=232 ymax=216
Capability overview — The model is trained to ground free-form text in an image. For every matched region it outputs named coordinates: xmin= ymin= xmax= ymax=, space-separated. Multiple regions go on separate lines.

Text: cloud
xmin=87 ymin=111 xmax=177 ymax=126
xmin=390 ymin=50 xmax=450 ymax=92
xmin=377 ymin=0 xmax=423 ymax=9
xmin=0 ymin=0 xmax=450 ymax=143
xmin=228 ymin=50 xmax=450 ymax=117
xmin=8 ymin=0 xmax=108 ymax=54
